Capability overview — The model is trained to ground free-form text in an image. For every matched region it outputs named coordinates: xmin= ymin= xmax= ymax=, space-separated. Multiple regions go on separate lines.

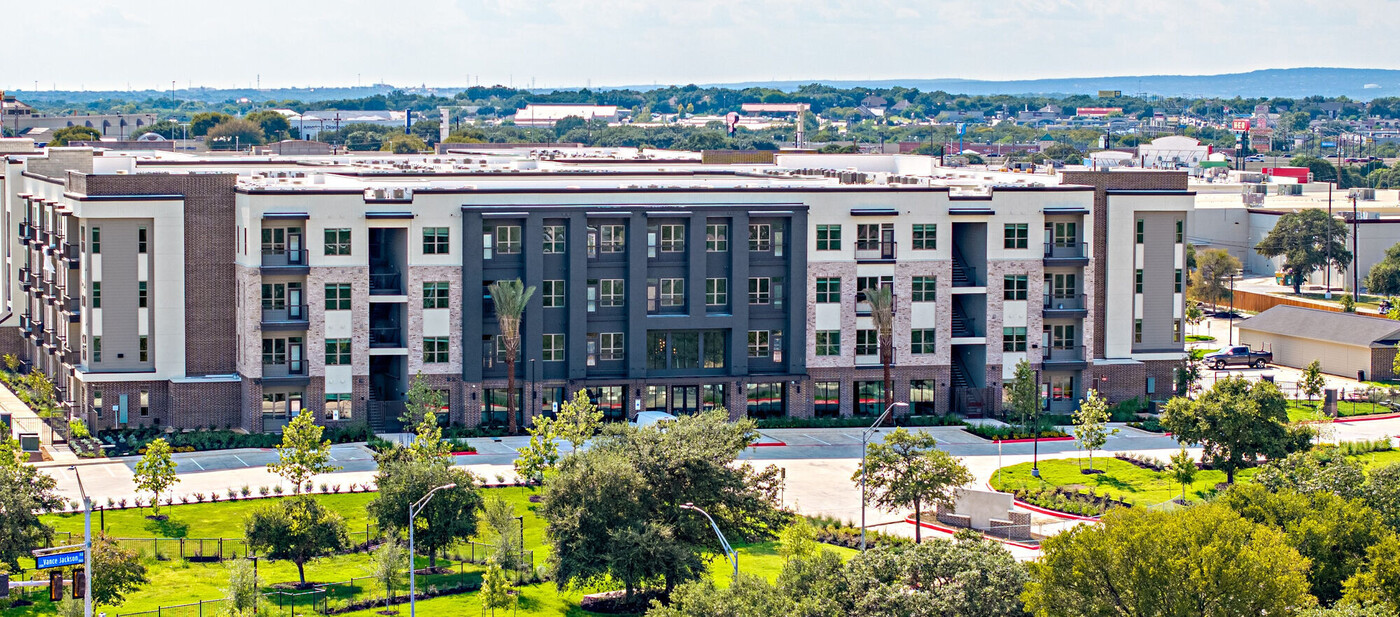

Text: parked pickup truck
xmin=1204 ymin=346 xmax=1272 ymax=369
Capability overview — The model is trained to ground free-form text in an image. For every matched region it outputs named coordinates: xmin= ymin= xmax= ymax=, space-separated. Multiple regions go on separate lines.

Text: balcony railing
xmin=17 ymin=222 xmax=32 ymax=245
xmin=62 ymin=243 xmax=79 ymax=266
xmin=370 ymin=327 xmax=403 ymax=348
xmin=1044 ymin=241 xmax=1088 ymax=260
xmin=1044 ymin=346 xmax=1085 ymax=363
xmin=261 ymin=304 xmax=309 ymax=325
xmin=855 ymin=240 xmax=897 ymax=261
xmin=262 ymin=360 xmax=307 ymax=378
xmin=369 ymin=272 xmax=403 ymax=296
xmin=62 ymin=296 xmax=80 ymax=322
xmin=18 ymin=268 xmax=31 ymax=291
xmin=260 ymin=249 xmax=309 ymax=269
xmin=1043 ymin=293 xmax=1087 ymax=312
xmin=18 ymin=314 xmax=31 ymax=335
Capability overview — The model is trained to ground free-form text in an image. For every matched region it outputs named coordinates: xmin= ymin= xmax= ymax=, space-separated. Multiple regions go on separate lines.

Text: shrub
xmin=240 ymin=485 xmax=251 ymax=498
xmin=258 ymin=486 xmax=270 ymax=497
xmin=965 ymin=424 xmax=1070 ymax=441
xmin=193 ymin=493 xmax=206 ymax=503
xmin=1338 ymin=438 xmax=1393 ymax=456
xmin=1126 ymin=418 xmax=1166 ymax=433
xmin=1108 ymin=396 xmax=1147 ymax=422
xmin=273 ymin=485 xmax=284 ymax=495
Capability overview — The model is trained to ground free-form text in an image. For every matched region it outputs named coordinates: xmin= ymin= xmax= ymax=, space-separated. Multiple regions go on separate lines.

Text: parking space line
xmin=804 ymin=434 xmax=830 ymax=445
xmin=232 ymin=455 xmax=248 ymax=468
xmin=103 ymin=465 xmax=117 ymax=477
xmin=188 ymin=458 xmax=204 ymax=471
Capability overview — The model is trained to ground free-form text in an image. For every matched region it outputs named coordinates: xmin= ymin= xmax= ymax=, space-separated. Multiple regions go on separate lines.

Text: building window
xmin=423 ymin=227 xmax=450 ymax=255
xmin=912 ymin=276 xmax=937 ymax=302
xmin=1052 ymin=222 xmax=1077 ymax=247
xmin=325 ymin=393 xmax=353 ymax=421
xmin=532 ymin=280 xmax=560 ymax=308
xmin=706 ymin=278 xmax=728 ymax=307
xmin=324 ymin=228 xmax=351 ymax=255
xmin=1176 ymin=220 xmax=1184 ymax=244
xmin=137 ymin=226 xmax=148 ymax=254
xmin=911 ymin=329 xmax=936 ymax=354
xmin=749 ymin=224 xmax=771 ymax=252
xmin=747 ymin=330 xmax=770 ymax=358
xmin=1004 ymin=223 xmax=1028 ymax=249
xmin=814 ymin=382 xmax=840 ymax=417
xmin=326 ymin=283 xmax=351 ymax=310
xmin=706 ymin=223 xmax=728 ymax=252
xmin=1050 ymin=375 xmax=1074 ymax=401
xmin=659 ymin=224 xmax=685 ymax=252
xmin=542 ymin=225 xmax=566 ymax=254
xmin=417 ymin=281 xmax=447 ymax=309
xmin=326 ymin=338 xmax=351 ymax=365
xmin=91 ymin=227 xmax=100 ymax=254
xmin=92 ymin=390 xmax=103 ymax=417
xmin=1135 ymin=269 xmax=1144 ymax=293
xmin=1134 ymin=319 xmax=1143 ymax=343
xmin=600 ymin=332 xmax=624 ymax=362
xmin=139 ymin=389 xmax=149 ymax=416
xmin=138 ymin=281 xmax=148 ymax=308
xmin=1174 ymin=320 xmax=1183 ymax=343
xmin=424 ymin=337 xmax=449 ymax=363
xmin=1003 ymin=327 xmax=1027 ymax=352
xmin=815 ymin=331 xmax=840 ymax=356
xmin=598 ymin=225 xmax=626 ymax=253
xmin=646 ymin=330 xmax=724 ymax=371
xmin=483 ymin=388 xmax=526 ymax=427
xmin=816 ymin=224 xmax=841 ymax=250
xmin=139 ymin=336 xmax=149 ymax=362
xmin=1136 ymin=219 xmax=1145 ymax=244
xmin=1050 ymin=273 xmax=1076 ymax=299
xmin=1004 ymin=275 xmax=1028 ymax=300
xmin=813 ymin=277 xmax=840 ymax=303
xmin=910 ymin=380 xmax=936 ymax=415
xmin=748 ymin=277 xmax=771 ymax=305
xmin=1175 ymin=269 xmax=1183 ymax=293
xmin=856 ymin=329 xmax=879 ymax=356
xmin=495 ymin=225 xmax=521 ymax=254
xmin=91 ymin=282 xmax=101 ymax=309
xmin=659 ymin=278 xmax=685 ymax=307
xmin=92 ymin=336 xmax=101 ymax=363
xmin=854 ymin=381 xmax=884 ymax=416
xmin=1051 ymin=324 xmax=1076 ymax=349
xmin=262 ymin=283 xmax=285 ymax=309
xmin=746 ymin=382 xmax=786 ymax=419
xmin=542 ymin=334 xmax=564 ymax=362
xmin=587 ymin=386 xmax=627 ymax=422
xmin=912 ymin=224 xmax=936 ymax=250
xmin=599 ymin=279 xmax=625 ymax=308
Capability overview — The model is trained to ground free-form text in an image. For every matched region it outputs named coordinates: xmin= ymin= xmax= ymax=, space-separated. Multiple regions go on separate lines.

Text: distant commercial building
xmin=512 ymin=104 xmax=620 ymax=128
xmin=1137 ymin=136 xmax=1212 ymax=169
xmin=1238 ymin=305 xmax=1400 ymax=381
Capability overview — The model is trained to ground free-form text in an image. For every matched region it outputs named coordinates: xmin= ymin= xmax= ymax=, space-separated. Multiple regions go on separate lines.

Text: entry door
xmin=287 ymin=286 xmax=304 ymax=319
xmin=287 ymin=232 xmax=304 ymax=264
xmin=671 ymin=386 xmax=699 ymax=415
xmin=117 ymin=394 xmax=129 ymax=425
xmin=880 ymin=227 xmax=895 ymax=260
xmin=289 ymin=341 xmax=304 ymax=375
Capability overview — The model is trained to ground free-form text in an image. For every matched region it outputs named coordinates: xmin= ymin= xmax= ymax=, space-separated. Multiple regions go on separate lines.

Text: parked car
xmin=1203 ymin=345 xmax=1273 ymax=369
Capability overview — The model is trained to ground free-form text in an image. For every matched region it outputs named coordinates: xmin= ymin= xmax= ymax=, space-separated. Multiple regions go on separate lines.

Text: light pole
xmin=680 ymin=503 xmax=736 ymax=581
xmin=69 ymin=466 xmax=91 ymax=617
xmin=408 ymin=483 xmax=456 ymax=617
xmin=1228 ymin=272 xmax=1238 ymax=346
xmin=860 ymin=401 xmax=907 ymax=551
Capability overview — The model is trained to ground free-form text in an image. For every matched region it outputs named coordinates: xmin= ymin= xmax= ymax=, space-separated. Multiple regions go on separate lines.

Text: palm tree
xmin=489 ymin=279 xmax=535 ymax=435
xmin=864 ymin=285 xmax=895 ymax=424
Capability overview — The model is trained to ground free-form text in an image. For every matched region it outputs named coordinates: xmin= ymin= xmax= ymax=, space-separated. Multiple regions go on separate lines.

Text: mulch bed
xmin=581 ymin=590 xmax=666 ymax=614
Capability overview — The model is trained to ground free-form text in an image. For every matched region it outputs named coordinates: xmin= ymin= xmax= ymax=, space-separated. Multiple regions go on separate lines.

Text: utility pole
xmin=1326 ymin=183 xmax=1333 ymax=298
xmin=1353 ymin=194 xmax=1360 ymax=302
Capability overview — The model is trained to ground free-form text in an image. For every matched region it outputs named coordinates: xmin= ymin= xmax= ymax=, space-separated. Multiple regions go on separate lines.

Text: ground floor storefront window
xmin=482 ymin=388 xmax=524 ymax=428
xmin=746 ymin=382 xmax=786 ymax=418
xmin=814 ymin=381 xmax=840 ymax=417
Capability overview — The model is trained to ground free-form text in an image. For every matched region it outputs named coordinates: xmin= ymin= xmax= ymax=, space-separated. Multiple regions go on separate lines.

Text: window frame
xmin=542 ymin=224 xmax=566 ymax=254
xmin=1003 ymin=223 xmax=1028 ymax=249
xmin=815 ymin=277 xmax=841 ymax=304
xmin=815 ymin=224 xmax=842 ymax=251
xmin=815 ymin=330 xmax=841 ymax=356
xmin=423 ymin=227 xmax=451 ymax=255
xmin=325 ymin=283 xmax=351 ymax=311
xmin=324 ymin=228 xmax=352 ymax=255
xmin=1003 ymin=274 xmax=1028 ymax=300
xmin=912 ymin=276 xmax=937 ymax=302
xmin=325 ymin=338 xmax=352 ymax=365
xmin=423 ymin=281 xmax=450 ymax=309
xmin=706 ymin=223 xmax=729 ymax=252
xmin=911 ymin=224 xmax=936 ymax=250
xmin=542 ymin=280 xmax=565 ymax=308
xmin=423 ymin=337 xmax=450 ymax=363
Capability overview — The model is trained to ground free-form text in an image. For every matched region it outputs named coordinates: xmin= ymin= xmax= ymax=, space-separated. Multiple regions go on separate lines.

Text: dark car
xmin=1203 ymin=345 xmax=1272 ymax=369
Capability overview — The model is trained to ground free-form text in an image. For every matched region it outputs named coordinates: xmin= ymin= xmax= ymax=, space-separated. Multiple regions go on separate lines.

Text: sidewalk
xmin=0 ymin=381 xmax=78 ymax=465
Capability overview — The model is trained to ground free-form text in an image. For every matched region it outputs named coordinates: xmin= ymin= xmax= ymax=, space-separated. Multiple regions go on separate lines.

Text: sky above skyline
xmin=5 ymin=0 xmax=1396 ymax=92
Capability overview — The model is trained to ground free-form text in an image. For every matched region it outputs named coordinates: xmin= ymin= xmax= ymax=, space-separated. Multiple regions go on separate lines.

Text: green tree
xmin=844 ymin=534 xmax=1030 ymax=617
xmin=244 ymin=497 xmax=350 ymax=585
xmin=1005 ymin=359 xmax=1039 ymax=430
xmin=267 ymin=408 xmax=340 ymax=493
xmin=245 ymin=110 xmax=291 ymax=141
xmin=488 ymin=279 xmax=536 ymax=435
xmin=553 ymin=388 xmax=602 ymax=451
xmin=133 ymin=438 xmax=179 ymax=515
xmin=483 ymin=494 xmax=522 ymax=571
xmin=1162 ymin=376 xmax=1296 ymax=484
xmin=206 ymin=118 xmax=266 ymax=149
xmin=1170 ymin=447 xmax=1197 ymax=503
xmin=1023 ymin=505 xmax=1315 ymax=616
xmin=1343 ymin=534 xmax=1400 ymax=611
xmin=1256 ymin=208 xmax=1353 ymax=294
xmin=223 ymin=557 xmax=260 ymax=616
xmin=0 ymin=437 xmax=62 ymax=569
xmin=366 ymin=539 xmax=407 ymax=610
xmin=90 ymin=532 xmax=149 ymax=606
xmin=380 ymin=133 xmax=427 ymax=153
xmin=480 ymin=564 xmax=516 ymax=616
xmin=1256 ymin=446 xmax=1364 ymax=498
xmin=862 ymin=285 xmax=896 ymax=416
xmin=777 ymin=519 xmax=818 ymax=562
xmin=553 ymin=115 xmax=587 ymax=137
xmin=1190 ymin=248 xmax=1242 ymax=310
xmin=1303 ymin=359 xmax=1327 ymax=401
xmin=368 ymin=457 xmax=483 ymax=568
xmin=1366 ymin=244 xmax=1400 ymax=297
xmin=1073 ymin=389 xmax=1116 ymax=471
xmin=131 ymin=120 xmax=182 ymax=140
xmin=1292 ymin=154 xmax=1340 ymax=184
xmin=1363 ymin=463 xmax=1400 ymax=531
xmin=1185 ymin=302 xmax=1204 ymax=334
xmin=47 ymin=125 xmax=101 ymax=146
xmin=513 ymin=413 xmax=559 ymax=483
xmin=189 ymin=112 xmax=232 ymax=136
xmin=852 ymin=428 xmax=973 ymax=543
xmin=400 ymin=372 xmax=452 ymax=461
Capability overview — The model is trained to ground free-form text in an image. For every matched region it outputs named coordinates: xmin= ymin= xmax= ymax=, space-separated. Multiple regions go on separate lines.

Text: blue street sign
xmin=1323 ymin=141 xmax=1337 ymax=148
xmin=36 ymin=551 xmax=83 ymax=569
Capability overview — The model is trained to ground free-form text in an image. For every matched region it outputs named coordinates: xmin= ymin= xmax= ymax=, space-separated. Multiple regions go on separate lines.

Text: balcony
xmin=370 ymin=327 xmax=403 ymax=349
xmin=18 ymin=314 xmax=32 ymax=336
xmin=262 ymin=360 xmax=309 ymax=384
xmin=17 ymin=222 xmax=32 ymax=246
xmin=855 ymin=240 xmax=897 ymax=262
xmin=261 ymin=305 xmax=309 ymax=331
xmin=18 ymin=268 xmax=31 ymax=292
xmin=260 ymin=249 xmax=309 ymax=273
xmin=45 ymin=282 xmax=65 ymax=306
xmin=369 ymin=272 xmax=403 ymax=296
xmin=1044 ymin=241 xmax=1089 ymax=266
xmin=1043 ymin=345 xmax=1087 ymax=368
xmin=61 ymin=243 xmax=79 ymax=267
xmin=1043 ymin=293 xmax=1089 ymax=318
xmin=61 ymin=296 xmax=80 ymax=323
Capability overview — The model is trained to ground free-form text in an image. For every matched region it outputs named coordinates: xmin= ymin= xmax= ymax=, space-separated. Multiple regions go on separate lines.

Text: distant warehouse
xmin=1237 ymin=305 xmax=1400 ymax=381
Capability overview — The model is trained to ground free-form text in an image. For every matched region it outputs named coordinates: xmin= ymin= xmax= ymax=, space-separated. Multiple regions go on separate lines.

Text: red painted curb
xmin=452 ymin=451 xmax=479 ymax=456
xmin=991 ymin=435 xmax=1076 ymax=444
xmin=748 ymin=441 xmax=787 ymax=447
xmin=1335 ymin=413 xmax=1400 ymax=424
xmin=1012 ymin=499 xmax=1101 ymax=522
xmin=903 ymin=517 xmax=1042 ymax=551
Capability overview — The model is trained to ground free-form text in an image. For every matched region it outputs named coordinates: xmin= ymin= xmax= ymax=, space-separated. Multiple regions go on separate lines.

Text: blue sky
xmin=5 ymin=0 xmax=1395 ymax=91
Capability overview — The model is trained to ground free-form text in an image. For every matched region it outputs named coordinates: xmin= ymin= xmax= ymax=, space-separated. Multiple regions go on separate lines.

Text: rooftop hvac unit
xmin=1241 ymin=184 xmax=1268 ymax=195
xmin=1275 ymin=184 xmax=1303 ymax=196
xmin=1349 ymin=188 xmax=1377 ymax=201
xmin=391 ymin=188 xmax=408 ymax=200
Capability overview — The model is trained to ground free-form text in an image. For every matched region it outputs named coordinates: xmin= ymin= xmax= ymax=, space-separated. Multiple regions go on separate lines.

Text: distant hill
xmin=681 ymin=68 xmax=1400 ymax=100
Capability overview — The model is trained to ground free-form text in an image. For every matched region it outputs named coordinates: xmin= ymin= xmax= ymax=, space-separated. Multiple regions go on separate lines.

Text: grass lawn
xmin=989 ymin=457 xmax=1257 ymax=506
xmin=1286 ymin=399 xmax=1395 ymax=422
xmin=1352 ymin=449 xmax=1400 ymax=471
xmin=1185 ymin=334 xmax=1216 ymax=342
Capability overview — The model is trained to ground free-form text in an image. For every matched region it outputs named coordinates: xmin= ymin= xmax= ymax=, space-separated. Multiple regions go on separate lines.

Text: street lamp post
xmin=680 ymin=503 xmax=737 ymax=581
xmin=860 ymin=402 xmax=908 ymax=551
xmin=1229 ymin=272 xmax=1237 ymax=345
xmin=69 ymin=466 xmax=91 ymax=617
xmin=408 ymin=483 xmax=456 ymax=617
xmin=1032 ymin=370 xmax=1042 ymax=479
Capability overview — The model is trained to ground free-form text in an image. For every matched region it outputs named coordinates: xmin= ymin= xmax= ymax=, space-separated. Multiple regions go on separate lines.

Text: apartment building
xmin=0 ymin=146 xmax=1190 ymax=432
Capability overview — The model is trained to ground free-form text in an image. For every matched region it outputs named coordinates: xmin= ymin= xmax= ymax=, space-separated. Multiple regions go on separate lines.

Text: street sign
xmin=1323 ymin=141 xmax=1337 ymax=148
xmin=36 ymin=551 xmax=84 ymax=569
